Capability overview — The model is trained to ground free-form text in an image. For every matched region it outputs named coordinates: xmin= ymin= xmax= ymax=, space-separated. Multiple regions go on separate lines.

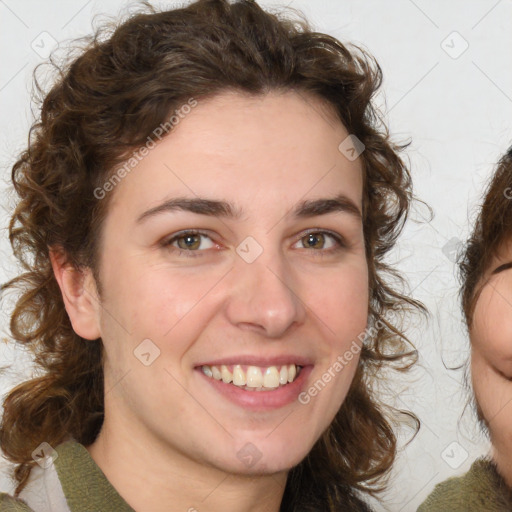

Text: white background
xmin=0 ymin=1 xmax=511 ymax=511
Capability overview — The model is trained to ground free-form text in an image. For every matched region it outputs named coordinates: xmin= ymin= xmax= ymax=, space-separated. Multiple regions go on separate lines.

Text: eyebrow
xmin=492 ymin=261 xmax=512 ymax=275
xmin=135 ymin=193 xmax=362 ymax=224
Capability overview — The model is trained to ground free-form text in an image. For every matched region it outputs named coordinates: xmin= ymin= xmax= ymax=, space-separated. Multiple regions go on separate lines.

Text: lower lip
xmin=196 ymin=366 xmax=313 ymax=411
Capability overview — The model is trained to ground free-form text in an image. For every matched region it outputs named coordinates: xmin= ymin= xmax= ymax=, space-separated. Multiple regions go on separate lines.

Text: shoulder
xmin=0 ymin=492 xmax=34 ymax=511
xmin=417 ymin=458 xmax=512 ymax=511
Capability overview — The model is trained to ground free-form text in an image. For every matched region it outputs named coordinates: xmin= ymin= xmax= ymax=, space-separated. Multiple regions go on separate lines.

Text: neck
xmin=86 ymin=415 xmax=288 ymax=512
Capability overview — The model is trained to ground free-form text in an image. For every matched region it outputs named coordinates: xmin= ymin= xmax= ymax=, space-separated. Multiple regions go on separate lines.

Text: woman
xmin=419 ymin=148 xmax=512 ymax=510
xmin=0 ymin=1 xmax=420 ymax=510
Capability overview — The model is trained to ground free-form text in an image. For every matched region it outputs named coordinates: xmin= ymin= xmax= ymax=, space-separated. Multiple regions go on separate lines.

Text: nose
xmin=223 ymin=245 xmax=307 ymax=338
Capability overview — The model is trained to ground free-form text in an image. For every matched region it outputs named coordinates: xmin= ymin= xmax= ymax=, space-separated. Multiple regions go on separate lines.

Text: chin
xmin=205 ymin=438 xmax=312 ymax=476
xmin=227 ymin=456 xmax=304 ymax=477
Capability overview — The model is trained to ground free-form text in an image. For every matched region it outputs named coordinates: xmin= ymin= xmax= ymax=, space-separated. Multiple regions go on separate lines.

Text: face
xmin=471 ymin=240 xmax=512 ymax=484
xmin=86 ymin=90 xmax=368 ymax=476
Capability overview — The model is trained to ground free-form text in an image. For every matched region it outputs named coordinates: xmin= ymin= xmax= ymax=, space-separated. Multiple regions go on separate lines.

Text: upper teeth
xmin=201 ymin=364 xmax=301 ymax=389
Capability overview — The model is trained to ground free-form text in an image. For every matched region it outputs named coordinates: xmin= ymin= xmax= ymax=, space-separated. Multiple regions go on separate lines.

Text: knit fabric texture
xmin=0 ymin=439 xmax=134 ymax=511
xmin=418 ymin=457 xmax=512 ymax=511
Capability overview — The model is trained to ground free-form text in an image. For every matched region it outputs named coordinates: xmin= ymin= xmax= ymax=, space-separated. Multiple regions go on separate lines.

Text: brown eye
xmin=292 ymin=230 xmax=346 ymax=256
xmin=302 ymin=233 xmax=327 ymax=249
xmin=176 ymin=234 xmax=202 ymax=250
xmin=161 ymin=230 xmax=217 ymax=258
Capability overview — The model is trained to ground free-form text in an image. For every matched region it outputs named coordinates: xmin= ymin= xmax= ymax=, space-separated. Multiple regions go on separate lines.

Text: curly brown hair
xmin=460 ymin=147 xmax=512 ymax=326
xmin=1 ymin=1 xmax=422 ymax=509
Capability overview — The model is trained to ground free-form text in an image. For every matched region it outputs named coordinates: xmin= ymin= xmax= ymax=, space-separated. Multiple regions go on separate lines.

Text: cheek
xmin=101 ymin=254 xmax=226 ymax=339
xmin=472 ymin=286 xmax=512 ymax=378
xmin=472 ymin=352 xmax=512 ymax=450
xmin=472 ymin=288 xmax=512 ymax=452
xmin=314 ymin=265 xmax=369 ymax=344
xmin=471 ymin=351 xmax=494 ymax=415
xmin=305 ymin=265 xmax=368 ymax=404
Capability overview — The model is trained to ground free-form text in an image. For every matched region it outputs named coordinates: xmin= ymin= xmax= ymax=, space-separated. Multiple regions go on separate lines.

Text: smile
xmin=201 ymin=364 xmax=303 ymax=391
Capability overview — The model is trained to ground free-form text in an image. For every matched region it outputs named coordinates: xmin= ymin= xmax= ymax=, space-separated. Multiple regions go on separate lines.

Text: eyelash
xmin=161 ymin=229 xmax=347 ymax=258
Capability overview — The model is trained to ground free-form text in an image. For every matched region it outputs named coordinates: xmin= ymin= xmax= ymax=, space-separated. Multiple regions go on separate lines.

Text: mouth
xmin=200 ymin=363 xmax=303 ymax=391
xmin=196 ymin=360 xmax=313 ymax=411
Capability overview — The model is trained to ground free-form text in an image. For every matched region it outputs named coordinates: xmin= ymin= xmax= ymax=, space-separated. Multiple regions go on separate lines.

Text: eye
xmin=162 ymin=230 xmax=218 ymax=258
xmin=293 ymin=230 xmax=345 ymax=254
xmin=161 ymin=228 xmax=346 ymax=259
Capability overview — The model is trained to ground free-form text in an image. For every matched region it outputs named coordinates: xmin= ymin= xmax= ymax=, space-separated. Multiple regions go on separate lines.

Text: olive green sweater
xmin=418 ymin=457 xmax=512 ymax=511
xmin=0 ymin=439 xmax=135 ymax=511
xmin=0 ymin=439 xmax=373 ymax=511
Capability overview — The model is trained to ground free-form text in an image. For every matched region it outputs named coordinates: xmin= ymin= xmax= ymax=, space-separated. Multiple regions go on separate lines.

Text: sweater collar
xmin=54 ymin=439 xmax=135 ymax=512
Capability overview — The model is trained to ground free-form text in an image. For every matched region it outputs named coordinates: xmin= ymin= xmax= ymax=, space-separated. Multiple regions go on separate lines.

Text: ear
xmin=49 ymin=247 xmax=101 ymax=341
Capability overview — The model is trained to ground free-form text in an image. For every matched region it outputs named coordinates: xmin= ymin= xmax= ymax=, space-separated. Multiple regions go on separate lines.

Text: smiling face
xmin=79 ymin=90 xmax=368 ymax=477
xmin=471 ymin=240 xmax=512 ymax=485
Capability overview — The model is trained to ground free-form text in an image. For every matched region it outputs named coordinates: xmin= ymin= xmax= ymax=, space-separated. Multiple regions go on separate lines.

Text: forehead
xmin=106 ymin=89 xmax=363 ymax=221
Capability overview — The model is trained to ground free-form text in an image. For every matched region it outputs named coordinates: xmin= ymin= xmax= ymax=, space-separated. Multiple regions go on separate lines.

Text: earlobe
xmin=49 ymin=247 xmax=101 ymax=341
